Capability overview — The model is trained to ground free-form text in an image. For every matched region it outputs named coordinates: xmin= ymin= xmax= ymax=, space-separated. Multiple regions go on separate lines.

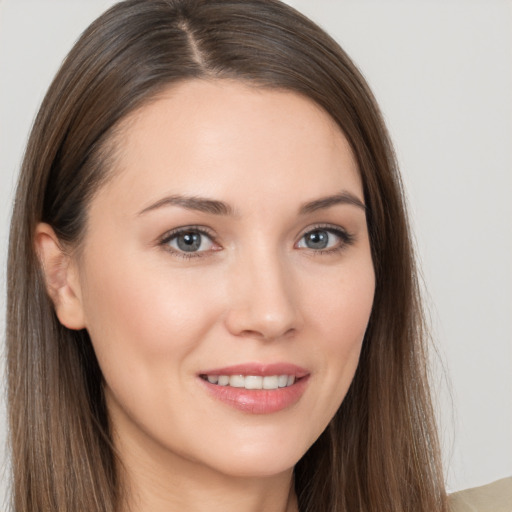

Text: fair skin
xmin=36 ymin=80 xmax=375 ymax=512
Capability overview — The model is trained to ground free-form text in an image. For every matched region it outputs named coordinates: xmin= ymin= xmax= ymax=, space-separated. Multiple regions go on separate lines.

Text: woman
xmin=6 ymin=0 xmax=447 ymax=510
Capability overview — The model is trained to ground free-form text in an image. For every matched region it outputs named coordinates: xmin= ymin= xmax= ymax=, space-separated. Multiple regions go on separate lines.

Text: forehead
xmin=97 ymin=79 xmax=362 ymax=214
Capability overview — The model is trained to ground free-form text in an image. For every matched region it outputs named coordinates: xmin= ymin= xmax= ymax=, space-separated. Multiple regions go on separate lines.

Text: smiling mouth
xmin=198 ymin=367 xmax=310 ymax=413
xmin=199 ymin=374 xmax=299 ymax=390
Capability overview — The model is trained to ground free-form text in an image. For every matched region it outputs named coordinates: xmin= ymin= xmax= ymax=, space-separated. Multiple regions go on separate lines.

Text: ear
xmin=34 ymin=223 xmax=86 ymax=330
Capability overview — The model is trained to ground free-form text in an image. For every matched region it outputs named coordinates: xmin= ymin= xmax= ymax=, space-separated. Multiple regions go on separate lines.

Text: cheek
xmin=305 ymin=256 xmax=375 ymax=353
xmin=79 ymin=250 xmax=225 ymax=373
xmin=300 ymin=257 xmax=374 ymax=420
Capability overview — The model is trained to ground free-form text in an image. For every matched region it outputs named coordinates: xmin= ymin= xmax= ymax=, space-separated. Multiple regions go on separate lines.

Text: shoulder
xmin=449 ymin=477 xmax=512 ymax=512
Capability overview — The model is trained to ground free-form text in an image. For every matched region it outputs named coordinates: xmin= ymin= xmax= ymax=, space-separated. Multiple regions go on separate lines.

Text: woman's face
xmin=72 ymin=80 xmax=375 ymax=478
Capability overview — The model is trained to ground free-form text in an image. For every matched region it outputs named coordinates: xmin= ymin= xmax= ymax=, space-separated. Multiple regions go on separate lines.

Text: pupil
xmin=306 ymin=230 xmax=328 ymax=249
xmin=177 ymin=232 xmax=201 ymax=252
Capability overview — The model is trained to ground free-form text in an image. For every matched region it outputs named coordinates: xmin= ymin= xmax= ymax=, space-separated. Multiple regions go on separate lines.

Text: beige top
xmin=449 ymin=477 xmax=512 ymax=512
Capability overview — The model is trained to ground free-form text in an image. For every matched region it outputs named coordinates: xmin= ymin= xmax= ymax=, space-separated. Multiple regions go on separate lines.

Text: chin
xmin=205 ymin=454 xmax=298 ymax=480
xmin=189 ymin=430 xmax=314 ymax=479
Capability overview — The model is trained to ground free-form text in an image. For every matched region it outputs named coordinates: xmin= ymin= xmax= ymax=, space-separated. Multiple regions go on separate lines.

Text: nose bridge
xmin=225 ymin=240 xmax=300 ymax=340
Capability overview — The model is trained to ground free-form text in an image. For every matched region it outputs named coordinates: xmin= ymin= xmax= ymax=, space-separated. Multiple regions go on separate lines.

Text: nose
xmin=223 ymin=248 xmax=302 ymax=341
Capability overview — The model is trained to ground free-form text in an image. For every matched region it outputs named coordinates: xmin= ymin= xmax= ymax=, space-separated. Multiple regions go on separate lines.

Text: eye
xmin=296 ymin=226 xmax=353 ymax=252
xmin=161 ymin=228 xmax=217 ymax=255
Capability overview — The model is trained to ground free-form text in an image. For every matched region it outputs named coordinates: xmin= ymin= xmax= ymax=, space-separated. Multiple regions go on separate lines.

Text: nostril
xmin=237 ymin=326 xmax=297 ymax=341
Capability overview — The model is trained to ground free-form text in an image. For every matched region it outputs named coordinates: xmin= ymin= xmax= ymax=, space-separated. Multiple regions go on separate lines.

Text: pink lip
xmin=198 ymin=362 xmax=310 ymax=414
xmin=199 ymin=362 xmax=309 ymax=378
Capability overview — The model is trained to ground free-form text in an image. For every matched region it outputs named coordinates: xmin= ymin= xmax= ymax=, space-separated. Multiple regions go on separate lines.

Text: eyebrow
xmin=138 ymin=195 xmax=236 ymax=216
xmin=138 ymin=191 xmax=366 ymax=217
xmin=299 ymin=192 xmax=366 ymax=214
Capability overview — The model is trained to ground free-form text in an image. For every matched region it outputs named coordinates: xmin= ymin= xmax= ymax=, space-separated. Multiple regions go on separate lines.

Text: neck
xmin=119 ymin=452 xmax=298 ymax=512
xmin=114 ymin=420 xmax=298 ymax=512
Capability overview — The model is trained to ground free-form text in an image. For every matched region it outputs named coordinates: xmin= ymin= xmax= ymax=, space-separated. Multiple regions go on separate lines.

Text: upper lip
xmin=199 ymin=362 xmax=309 ymax=378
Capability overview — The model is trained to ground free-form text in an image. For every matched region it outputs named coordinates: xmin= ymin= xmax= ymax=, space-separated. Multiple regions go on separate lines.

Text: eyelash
xmin=158 ymin=224 xmax=355 ymax=260
xmin=301 ymin=224 xmax=356 ymax=256
xmin=159 ymin=225 xmax=218 ymax=260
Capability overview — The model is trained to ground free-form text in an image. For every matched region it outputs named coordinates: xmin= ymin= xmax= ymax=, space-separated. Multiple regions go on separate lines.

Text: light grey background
xmin=1 ymin=0 xmax=511 ymax=506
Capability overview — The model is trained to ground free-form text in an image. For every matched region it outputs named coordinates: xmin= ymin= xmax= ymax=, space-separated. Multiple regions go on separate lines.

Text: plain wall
xmin=1 ymin=0 xmax=511 ymax=506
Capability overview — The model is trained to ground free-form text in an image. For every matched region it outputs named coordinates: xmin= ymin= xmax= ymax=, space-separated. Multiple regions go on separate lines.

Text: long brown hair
xmin=6 ymin=1 xmax=447 ymax=510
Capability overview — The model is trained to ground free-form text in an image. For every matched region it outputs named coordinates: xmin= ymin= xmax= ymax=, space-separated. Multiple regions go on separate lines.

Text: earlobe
xmin=34 ymin=223 xmax=86 ymax=330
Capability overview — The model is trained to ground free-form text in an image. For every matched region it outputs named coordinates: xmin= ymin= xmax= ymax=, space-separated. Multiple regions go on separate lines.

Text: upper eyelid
xmin=159 ymin=223 xmax=350 ymax=240
xmin=159 ymin=225 xmax=217 ymax=243
xmin=158 ymin=226 xmax=219 ymax=259
xmin=157 ymin=223 xmax=353 ymax=251
xmin=297 ymin=224 xmax=356 ymax=248
xmin=297 ymin=223 xmax=350 ymax=238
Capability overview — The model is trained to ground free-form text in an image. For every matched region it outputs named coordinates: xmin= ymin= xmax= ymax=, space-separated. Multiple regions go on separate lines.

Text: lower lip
xmin=200 ymin=376 xmax=310 ymax=414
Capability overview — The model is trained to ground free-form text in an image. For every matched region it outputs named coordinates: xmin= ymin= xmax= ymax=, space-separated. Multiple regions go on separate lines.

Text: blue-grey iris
xmin=305 ymin=230 xmax=329 ymax=249
xmin=177 ymin=232 xmax=202 ymax=252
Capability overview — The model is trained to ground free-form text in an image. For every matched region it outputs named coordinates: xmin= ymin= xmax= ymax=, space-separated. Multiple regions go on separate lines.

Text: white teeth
xmin=245 ymin=376 xmax=263 ymax=389
xmin=204 ymin=374 xmax=297 ymax=390
xmin=229 ymin=375 xmax=245 ymax=387
xmin=278 ymin=375 xmax=288 ymax=388
xmin=262 ymin=375 xmax=278 ymax=389
xmin=217 ymin=375 xmax=230 ymax=386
